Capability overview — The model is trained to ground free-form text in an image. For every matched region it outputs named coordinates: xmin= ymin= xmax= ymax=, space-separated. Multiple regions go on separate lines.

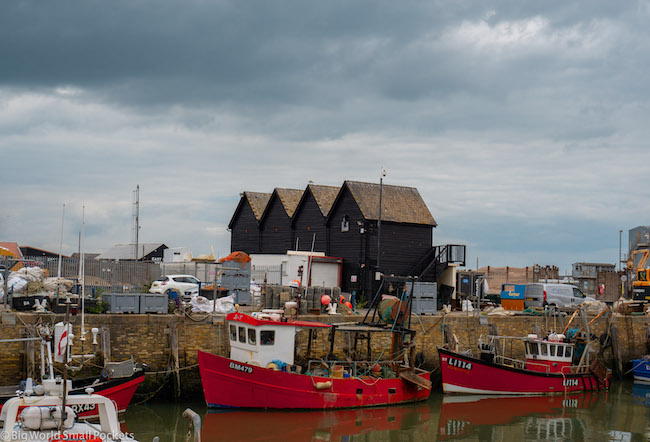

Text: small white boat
xmin=0 ymin=377 xmax=137 ymax=442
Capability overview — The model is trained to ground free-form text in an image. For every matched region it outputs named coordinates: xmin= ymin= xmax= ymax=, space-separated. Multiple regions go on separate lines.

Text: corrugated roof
xmin=95 ymin=243 xmax=166 ymax=260
xmin=309 ymin=184 xmax=340 ymax=216
xmin=245 ymin=192 xmax=272 ymax=221
xmin=345 ymin=181 xmax=437 ymax=226
xmin=275 ymin=188 xmax=304 ymax=218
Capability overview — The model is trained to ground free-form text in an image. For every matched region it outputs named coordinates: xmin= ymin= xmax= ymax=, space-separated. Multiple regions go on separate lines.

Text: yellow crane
xmin=628 ymin=249 xmax=650 ymax=300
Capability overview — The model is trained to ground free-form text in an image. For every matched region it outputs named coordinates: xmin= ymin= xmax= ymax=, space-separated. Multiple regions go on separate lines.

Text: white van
xmin=524 ymin=283 xmax=595 ymax=308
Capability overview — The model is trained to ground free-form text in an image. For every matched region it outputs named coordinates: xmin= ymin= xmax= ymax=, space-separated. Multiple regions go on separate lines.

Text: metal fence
xmin=159 ymin=262 xmax=224 ymax=283
xmin=251 ymin=264 xmax=283 ymax=285
xmin=23 ymin=256 xmax=162 ymax=293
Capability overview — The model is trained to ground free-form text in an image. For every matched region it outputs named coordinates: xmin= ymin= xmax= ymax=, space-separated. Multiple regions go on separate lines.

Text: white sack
xmin=43 ymin=277 xmax=75 ymax=292
xmin=11 ymin=267 xmax=47 ymax=282
xmin=191 ymin=294 xmax=237 ymax=314
xmin=8 ymin=276 xmax=28 ymax=293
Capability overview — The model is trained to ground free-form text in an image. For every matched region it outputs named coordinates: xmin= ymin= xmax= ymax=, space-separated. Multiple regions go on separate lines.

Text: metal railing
xmin=21 ymin=256 xmax=162 ymax=293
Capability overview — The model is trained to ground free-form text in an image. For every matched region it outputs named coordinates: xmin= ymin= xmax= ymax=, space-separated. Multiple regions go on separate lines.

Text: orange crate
xmin=501 ymin=299 xmax=524 ymax=311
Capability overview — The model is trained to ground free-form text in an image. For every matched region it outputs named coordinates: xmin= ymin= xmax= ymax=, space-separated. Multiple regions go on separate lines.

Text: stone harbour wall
xmin=1 ymin=311 xmax=648 ymax=400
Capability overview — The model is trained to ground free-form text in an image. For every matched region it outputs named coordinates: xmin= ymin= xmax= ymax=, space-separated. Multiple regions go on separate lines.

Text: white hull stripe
xmin=442 ymin=383 xmax=547 ymax=395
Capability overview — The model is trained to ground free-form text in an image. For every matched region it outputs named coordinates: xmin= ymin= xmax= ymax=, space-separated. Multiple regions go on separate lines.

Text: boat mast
xmin=79 ymin=206 xmax=86 ymax=341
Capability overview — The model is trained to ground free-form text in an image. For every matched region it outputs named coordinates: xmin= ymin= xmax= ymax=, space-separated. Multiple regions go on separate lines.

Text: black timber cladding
xmin=229 ymin=192 xmax=271 ymax=254
xmin=259 ymin=188 xmax=303 ymax=254
xmin=325 ymin=181 xmax=435 ymax=294
xmin=292 ymin=184 xmax=339 ymax=253
xmin=228 ymin=180 xmax=437 ymax=296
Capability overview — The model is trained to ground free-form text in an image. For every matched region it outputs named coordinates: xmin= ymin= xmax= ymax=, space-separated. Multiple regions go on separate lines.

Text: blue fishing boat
xmin=632 ymin=358 xmax=650 ymax=384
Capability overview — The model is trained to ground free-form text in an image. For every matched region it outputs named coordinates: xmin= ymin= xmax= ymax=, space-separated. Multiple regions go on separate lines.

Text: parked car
xmin=523 ymin=283 xmax=595 ymax=309
xmin=150 ymin=275 xmax=201 ymax=299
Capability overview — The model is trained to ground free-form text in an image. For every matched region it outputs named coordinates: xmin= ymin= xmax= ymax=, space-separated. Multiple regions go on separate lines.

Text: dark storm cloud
xmin=2 ymin=0 xmax=650 ymax=269
xmin=2 ymin=1 xmax=638 ymax=109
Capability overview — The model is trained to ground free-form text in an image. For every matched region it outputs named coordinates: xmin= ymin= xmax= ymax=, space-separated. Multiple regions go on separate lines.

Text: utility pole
xmin=133 ymin=185 xmax=140 ymax=260
xmin=619 ymin=229 xmax=623 ymax=272
xmin=377 ymin=169 xmax=386 ymax=272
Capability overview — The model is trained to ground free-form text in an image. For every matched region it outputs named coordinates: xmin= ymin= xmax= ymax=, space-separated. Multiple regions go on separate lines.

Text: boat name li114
xmin=447 ymin=358 xmax=473 ymax=371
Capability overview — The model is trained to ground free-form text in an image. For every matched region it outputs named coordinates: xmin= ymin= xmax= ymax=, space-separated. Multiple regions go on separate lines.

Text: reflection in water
xmin=123 ymin=382 xmax=650 ymax=441
xmin=438 ymin=393 xmax=597 ymax=440
xmin=201 ymin=404 xmax=430 ymax=441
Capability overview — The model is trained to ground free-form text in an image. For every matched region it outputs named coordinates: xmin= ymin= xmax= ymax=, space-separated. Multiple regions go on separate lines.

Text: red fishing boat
xmin=439 ymin=332 xmax=610 ymax=395
xmin=0 ymin=364 xmax=145 ymax=421
xmin=199 ymin=307 xmax=431 ymax=409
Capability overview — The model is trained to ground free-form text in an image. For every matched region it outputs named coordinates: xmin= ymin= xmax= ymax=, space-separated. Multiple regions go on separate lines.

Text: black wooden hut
xmin=259 ymin=188 xmax=304 ymax=254
xmin=325 ymin=181 xmax=437 ymax=295
xmin=229 ymin=192 xmax=271 ymax=253
xmin=291 ymin=184 xmax=340 ymax=253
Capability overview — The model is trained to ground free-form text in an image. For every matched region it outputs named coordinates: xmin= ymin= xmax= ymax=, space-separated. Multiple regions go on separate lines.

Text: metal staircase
xmin=409 ymin=244 xmax=466 ymax=281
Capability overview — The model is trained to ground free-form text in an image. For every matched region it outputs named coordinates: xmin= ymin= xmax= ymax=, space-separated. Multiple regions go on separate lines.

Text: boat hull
xmin=438 ymin=348 xmax=608 ymax=395
xmin=198 ymin=351 xmax=430 ymax=409
xmin=0 ymin=371 xmax=144 ymax=420
xmin=632 ymin=358 xmax=650 ymax=384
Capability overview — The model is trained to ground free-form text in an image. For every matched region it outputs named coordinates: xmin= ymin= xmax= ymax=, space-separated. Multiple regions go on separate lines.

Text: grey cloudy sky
xmin=1 ymin=0 xmax=649 ymax=274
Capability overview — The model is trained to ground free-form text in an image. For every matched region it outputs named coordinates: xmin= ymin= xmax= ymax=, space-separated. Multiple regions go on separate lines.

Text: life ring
xmin=50 ymin=435 xmax=102 ymax=442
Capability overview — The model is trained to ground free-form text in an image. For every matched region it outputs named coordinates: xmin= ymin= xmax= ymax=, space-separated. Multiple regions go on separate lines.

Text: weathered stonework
xmin=1 ymin=312 xmax=647 ymax=400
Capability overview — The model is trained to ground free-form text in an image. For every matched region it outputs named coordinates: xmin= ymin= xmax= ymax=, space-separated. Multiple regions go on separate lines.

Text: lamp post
xmin=619 ymin=229 xmax=622 ymax=272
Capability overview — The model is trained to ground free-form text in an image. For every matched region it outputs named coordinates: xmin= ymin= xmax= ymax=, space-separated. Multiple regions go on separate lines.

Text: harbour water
xmin=123 ymin=381 xmax=650 ymax=441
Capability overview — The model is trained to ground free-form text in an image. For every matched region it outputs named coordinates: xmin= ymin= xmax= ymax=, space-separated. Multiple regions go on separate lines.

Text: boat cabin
xmin=227 ymin=312 xmax=331 ymax=369
xmin=524 ymin=334 xmax=573 ymax=373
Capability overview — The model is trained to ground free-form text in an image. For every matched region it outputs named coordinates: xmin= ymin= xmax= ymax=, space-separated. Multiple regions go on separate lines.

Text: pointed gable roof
xmin=273 ymin=188 xmax=304 ymax=218
xmin=228 ymin=191 xmax=272 ymax=229
xmin=329 ymin=181 xmax=437 ymax=226
xmin=308 ymin=184 xmax=340 ymax=216
xmin=245 ymin=192 xmax=272 ymax=221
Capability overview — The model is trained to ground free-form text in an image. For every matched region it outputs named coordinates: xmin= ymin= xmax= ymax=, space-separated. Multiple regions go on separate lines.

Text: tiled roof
xmin=245 ymin=192 xmax=272 ymax=221
xmin=275 ymin=188 xmax=304 ymax=218
xmin=308 ymin=184 xmax=340 ymax=216
xmin=345 ymin=181 xmax=437 ymax=226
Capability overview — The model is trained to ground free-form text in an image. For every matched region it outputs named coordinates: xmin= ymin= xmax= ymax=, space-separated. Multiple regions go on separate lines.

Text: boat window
xmin=541 ymin=344 xmax=548 ymax=356
xmin=230 ymin=325 xmax=237 ymax=341
xmin=528 ymin=342 xmax=539 ymax=356
xmin=238 ymin=326 xmax=246 ymax=343
xmin=557 ymin=346 xmax=564 ymax=357
xmin=550 ymin=345 xmax=556 ymax=357
xmin=566 ymin=347 xmax=573 ymax=358
xmin=261 ymin=330 xmax=275 ymax=346
xmin=248 ymin=328 xmax=257 ymax=345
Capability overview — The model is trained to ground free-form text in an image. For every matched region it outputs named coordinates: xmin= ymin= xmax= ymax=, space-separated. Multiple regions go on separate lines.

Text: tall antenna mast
xmin=58 ymin=204 xmax=65 ymax=278
xmin=132 ymin=185 xmax=140 ymax=260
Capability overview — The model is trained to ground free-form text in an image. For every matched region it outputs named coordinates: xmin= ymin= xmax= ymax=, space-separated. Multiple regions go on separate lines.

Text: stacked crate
xmin=220 ymin=261 xmax=251 ymax=305
xmin=411 ymin=282 xmax=437 ymax=315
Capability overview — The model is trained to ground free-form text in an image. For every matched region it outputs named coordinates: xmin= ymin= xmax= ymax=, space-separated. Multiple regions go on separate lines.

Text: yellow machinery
xmin=629 ymin=249 xmax=650 ymax=300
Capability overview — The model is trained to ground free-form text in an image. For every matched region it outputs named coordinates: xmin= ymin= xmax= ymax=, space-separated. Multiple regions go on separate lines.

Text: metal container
xmin=139 ymin=293 xmax=167 ymax=314
xmin=104 ymin=293 xmax=140 ymax=314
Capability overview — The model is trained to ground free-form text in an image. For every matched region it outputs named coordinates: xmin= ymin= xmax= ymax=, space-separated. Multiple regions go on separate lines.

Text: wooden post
xmin=611 ymin=324 xmax=623 ymax=376
xmin=24 ymin=339 xmax=35 ymax=380
xmin=101 ymin=326 xmax=111 ymax=363
xmin=170 ymin=323 xmax=181 ymax=399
